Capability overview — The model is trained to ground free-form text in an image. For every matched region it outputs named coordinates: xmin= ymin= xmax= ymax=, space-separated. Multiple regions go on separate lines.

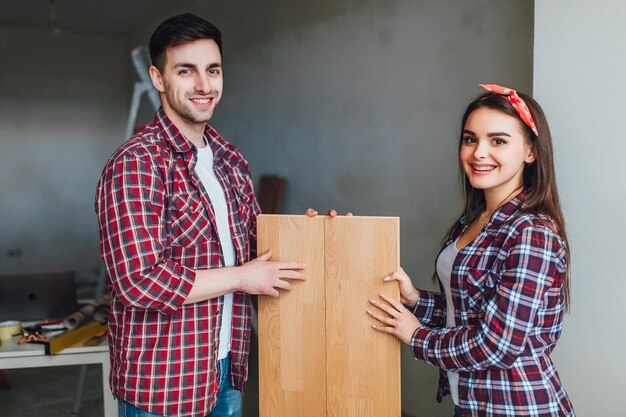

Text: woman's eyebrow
xmin=487 ymin=132 xmax=511 ymax=137
xmin=462 ymin=129 xmax=511 ymax=137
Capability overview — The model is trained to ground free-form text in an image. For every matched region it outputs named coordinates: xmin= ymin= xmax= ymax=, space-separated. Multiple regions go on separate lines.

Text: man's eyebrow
xmin=173 ymin=62 xmax=221 ymax=69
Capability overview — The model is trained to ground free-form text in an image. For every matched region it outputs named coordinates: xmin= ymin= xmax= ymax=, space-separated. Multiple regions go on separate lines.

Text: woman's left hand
xmin=367 ymin=293 xmax=422 ymax=345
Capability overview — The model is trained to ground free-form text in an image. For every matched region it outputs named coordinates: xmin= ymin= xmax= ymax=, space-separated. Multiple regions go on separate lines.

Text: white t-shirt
xmin=436 ymin=239 xmax=460 ymax=405
xmin=195 ymin=143 xmax=236 ymax=360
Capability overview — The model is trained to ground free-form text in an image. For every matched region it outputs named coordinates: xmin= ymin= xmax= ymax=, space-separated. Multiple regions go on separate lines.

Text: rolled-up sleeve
xmin=411 ymin=225 xmax=565 ymax=371
xmin=96 ymin=153 xmax=194 ymax=314
xmin=412 ymin=288 xmax=446 ymax=328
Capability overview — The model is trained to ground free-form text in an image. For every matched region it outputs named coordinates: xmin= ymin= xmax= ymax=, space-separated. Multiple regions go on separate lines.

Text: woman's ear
xmin=525 ymin=145 xmax=536 ymax=164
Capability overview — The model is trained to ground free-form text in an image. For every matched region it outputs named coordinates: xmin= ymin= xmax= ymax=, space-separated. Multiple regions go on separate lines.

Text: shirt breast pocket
xmin=464 ymin=268 xmax=497 ymax=315
xmin=232 ymin=186 xmax=253 ymax=229
xmin=168 ymin=192 xmax=210 ymax=247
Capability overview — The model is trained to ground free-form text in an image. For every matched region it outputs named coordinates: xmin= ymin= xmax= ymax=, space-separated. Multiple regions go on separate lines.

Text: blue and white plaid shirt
xmin=412 ymin=195 xmax=575 ymax=417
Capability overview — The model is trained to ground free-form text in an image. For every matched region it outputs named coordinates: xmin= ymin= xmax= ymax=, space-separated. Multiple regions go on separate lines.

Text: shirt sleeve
xmin=96 ymin=153 xmax=195 ymax=314
xmin=412 ymin=288 xmax=446 ymax=328
xmin=410 ymin=225 xmax=566 ymax=371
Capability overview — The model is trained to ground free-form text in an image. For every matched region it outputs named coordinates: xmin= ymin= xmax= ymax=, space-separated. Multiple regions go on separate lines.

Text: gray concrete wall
xmin=0 ymin=24 xmax=130 ymax=276
xmin=0 ymin=0 xmax=534 ymax=414
xmin=534 ymin=2 xmax=626 ymax=416
xmin=131 ymin=1 xmax=533 ymax=415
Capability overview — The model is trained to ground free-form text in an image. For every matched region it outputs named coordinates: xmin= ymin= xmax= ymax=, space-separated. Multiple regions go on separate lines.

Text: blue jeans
xmin=453 ymin=405 xmax=461 ymax=417
xmin=209 ymin=354 xmax=243 ymax=417
xmin=118 ymin=355 xmax=242 ymax=417
xmin=118 ymin=401 xmax=160 ymax=417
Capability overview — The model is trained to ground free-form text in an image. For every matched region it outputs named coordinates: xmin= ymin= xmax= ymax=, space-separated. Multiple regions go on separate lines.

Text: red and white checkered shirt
xmin=412 ymin=195 xmax=575 ymax=417
xmin=95 ymin=109 xmax=260 ymax=417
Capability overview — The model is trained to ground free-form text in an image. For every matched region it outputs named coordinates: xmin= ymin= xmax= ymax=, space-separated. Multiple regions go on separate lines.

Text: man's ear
xmin=149 ymin=66 xmax=165 ymax=93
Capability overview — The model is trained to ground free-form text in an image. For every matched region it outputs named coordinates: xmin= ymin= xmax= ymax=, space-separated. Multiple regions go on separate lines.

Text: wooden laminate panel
xmin=257 ymin=215 xmax=326 ymax=417
xmin=325 ymin=216 xmax=400 ymax=417
xmin=257 ymin=215 xmax=400 ymax=417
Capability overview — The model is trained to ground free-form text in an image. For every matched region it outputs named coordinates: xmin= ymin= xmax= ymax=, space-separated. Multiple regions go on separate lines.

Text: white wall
xmin=132 ymin=1 xmax=533 ymax=415
xmin=534 ymin=2 xmax=626 ymax=416
xmin=0 ymin=24 xmax=130 ymax=276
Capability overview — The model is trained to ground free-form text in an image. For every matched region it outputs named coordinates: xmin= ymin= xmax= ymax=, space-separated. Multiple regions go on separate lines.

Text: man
xmin=95 ymin=13 xmax=305 ymax=417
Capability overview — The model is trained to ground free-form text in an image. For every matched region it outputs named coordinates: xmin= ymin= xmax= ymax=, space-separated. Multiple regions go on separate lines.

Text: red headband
xmin=479 ymin=84 xmax=538 ymax=137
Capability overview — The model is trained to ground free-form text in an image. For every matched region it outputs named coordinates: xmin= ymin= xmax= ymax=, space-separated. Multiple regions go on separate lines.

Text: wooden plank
xmin=257 ymin=215 xmax=326 ymax=417
xmin=325 ymin=216 xmax=401 ymax=417
xmin=45 ymin=321 xmax=108 ymax=355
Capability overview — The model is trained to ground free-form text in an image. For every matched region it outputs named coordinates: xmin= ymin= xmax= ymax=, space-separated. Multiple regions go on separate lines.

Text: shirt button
xmin=216 ymin=309 xmax=221 ymax=315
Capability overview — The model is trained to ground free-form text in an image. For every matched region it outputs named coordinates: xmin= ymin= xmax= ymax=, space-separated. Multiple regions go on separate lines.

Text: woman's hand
xmin=383 ymin=267 xmax=420 ymax=308
xmin=305 ymin=208 xmax=353 ymax=217
xmin=367 ymin=293 xmax=422 ymax=345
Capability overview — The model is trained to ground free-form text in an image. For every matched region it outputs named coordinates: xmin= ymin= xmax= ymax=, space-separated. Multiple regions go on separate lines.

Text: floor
xmin=0 ymin=365 xmax=104 ymax=417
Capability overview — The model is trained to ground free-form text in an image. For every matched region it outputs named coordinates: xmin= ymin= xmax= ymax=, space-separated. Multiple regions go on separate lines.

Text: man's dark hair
xmin=149 ymin=13 xmax=223 ymax=72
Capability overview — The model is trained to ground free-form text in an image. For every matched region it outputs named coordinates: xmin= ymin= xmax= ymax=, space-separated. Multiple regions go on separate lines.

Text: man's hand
xmin=236 ymin=249 xmax=306 ymax=297
xmin=305 ymin=208 xmax=353 ymax=217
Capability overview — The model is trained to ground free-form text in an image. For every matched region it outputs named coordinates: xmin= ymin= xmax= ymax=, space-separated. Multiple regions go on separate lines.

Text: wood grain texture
xmin=257 ymin=215 xmax=326 ymax=417
xmin=257 ymin=215 xmax=401 ymax=417
xmin=325 ymin=216 xmax=400 ymax=417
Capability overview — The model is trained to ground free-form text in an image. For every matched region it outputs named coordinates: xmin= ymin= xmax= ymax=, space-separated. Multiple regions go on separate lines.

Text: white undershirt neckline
xmin=195 ymin=143 xmax=235 ymax=360
xmin=436 ymin=239 xmax=461 ymax=405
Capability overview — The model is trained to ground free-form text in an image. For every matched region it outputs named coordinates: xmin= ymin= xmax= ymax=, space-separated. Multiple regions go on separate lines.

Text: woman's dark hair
xmin=445 ymin=90 xmax=571 ymax=309
xmin=149 ymin=13 xmax=223 ymax=72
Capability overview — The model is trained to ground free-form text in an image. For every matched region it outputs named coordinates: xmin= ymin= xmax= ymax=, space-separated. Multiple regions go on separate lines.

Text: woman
xmin=367 ymin=84 xmax=575 ymax=417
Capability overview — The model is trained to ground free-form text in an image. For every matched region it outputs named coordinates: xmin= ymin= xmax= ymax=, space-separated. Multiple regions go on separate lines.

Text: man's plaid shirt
xmin=95 ymin=109 xmax=260 ymax=417
xmin=412 ymin=195 xmax=575 ymax=417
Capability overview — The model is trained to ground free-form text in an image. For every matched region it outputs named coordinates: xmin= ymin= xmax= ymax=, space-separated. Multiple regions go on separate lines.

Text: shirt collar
xmin=205 ymin=125 xmax=228 ymax=162
xmin=154 ymin=108 xmax=227 ymax=160
xmin=154 ymin=108 xmax=193 ymax=153
xmin=483 ymin=192 xmax=526 ymax=232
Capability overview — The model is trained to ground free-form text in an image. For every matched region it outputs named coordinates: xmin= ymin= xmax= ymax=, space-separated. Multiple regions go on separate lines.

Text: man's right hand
xmin=237 ymin=249 xmax=306 ymax=297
